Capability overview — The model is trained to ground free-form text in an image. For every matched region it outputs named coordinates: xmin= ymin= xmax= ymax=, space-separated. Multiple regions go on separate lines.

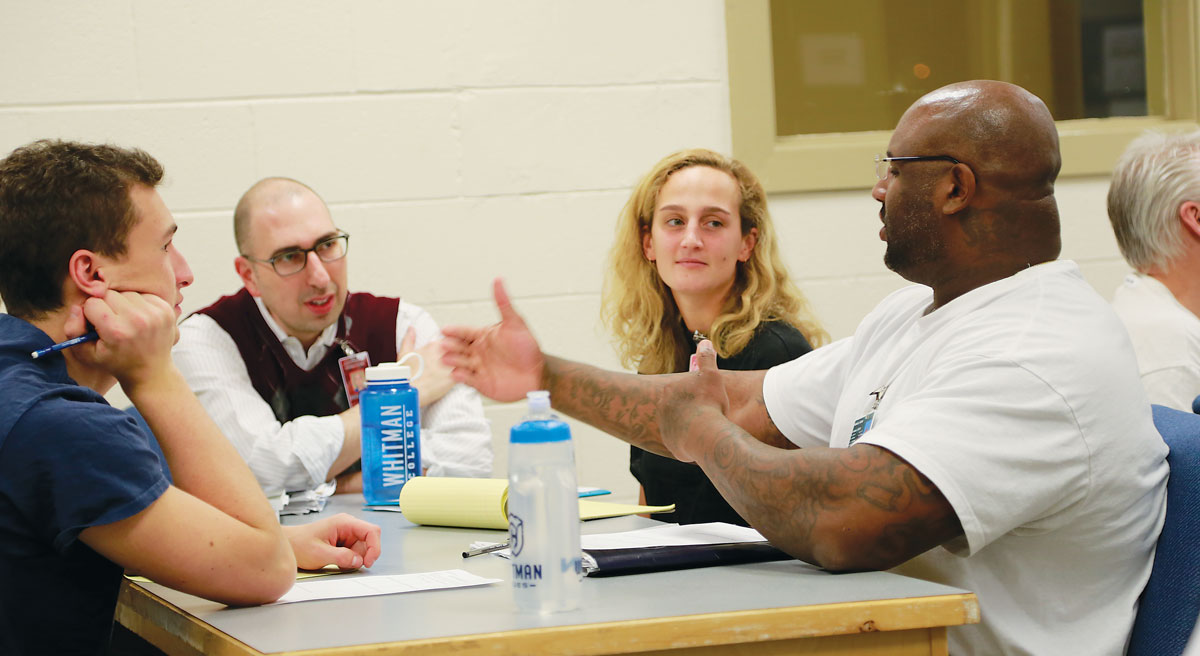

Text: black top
xmin=629 ymin=320 xmax=813 ymax=526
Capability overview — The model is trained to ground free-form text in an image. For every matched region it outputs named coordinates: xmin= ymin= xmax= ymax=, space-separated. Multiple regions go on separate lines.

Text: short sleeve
xmin=0 ymin=396 xmax=170 ymax=553
xmin=857 ymin=355 xmax=1090 ymax=556
xmin=762 ymin=337 xmax=854 ymax=449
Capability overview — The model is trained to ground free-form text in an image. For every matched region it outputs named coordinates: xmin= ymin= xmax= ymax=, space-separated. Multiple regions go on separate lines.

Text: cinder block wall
xmin=0 ymin=1 xmax=1127 ymax=501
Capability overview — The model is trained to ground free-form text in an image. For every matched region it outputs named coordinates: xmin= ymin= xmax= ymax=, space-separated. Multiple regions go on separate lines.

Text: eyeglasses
xmin=875 ymin=154 xmax=962 ymax=181
xmin=242 ymin=232 xmax=350 ymax=277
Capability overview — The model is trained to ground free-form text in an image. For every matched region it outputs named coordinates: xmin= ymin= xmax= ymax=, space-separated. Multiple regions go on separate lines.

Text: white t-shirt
xmin=763 ymin=260 xmax=1168 ymax=656
xmin=1112 ymin=272 xmax=1200 ymax=412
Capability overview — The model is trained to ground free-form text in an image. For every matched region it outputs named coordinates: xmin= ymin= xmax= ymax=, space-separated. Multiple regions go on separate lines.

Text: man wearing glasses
xmin=442 ymin=81 xmax=1167 ymax=655
xmin=174 ymin=177 xmax=491 ymax=496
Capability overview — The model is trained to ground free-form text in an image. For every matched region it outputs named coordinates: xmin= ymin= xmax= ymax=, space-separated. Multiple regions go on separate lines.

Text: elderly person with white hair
xmin=1108 ymin=130 xmax=1200 ymax=411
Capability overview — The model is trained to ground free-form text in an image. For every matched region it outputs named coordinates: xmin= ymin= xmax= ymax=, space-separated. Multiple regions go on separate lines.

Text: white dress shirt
xmin=173 ymin=295 xmax=492 ymax=495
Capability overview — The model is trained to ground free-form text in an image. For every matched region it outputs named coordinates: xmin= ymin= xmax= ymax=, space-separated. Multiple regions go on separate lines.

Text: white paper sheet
xmin=272 ymin=569 xmax=500 ymax=605
xmin=581 ymin=522 xmax=765 ymax=549
xmin=467 ymin=522 xmax=766 ymax=559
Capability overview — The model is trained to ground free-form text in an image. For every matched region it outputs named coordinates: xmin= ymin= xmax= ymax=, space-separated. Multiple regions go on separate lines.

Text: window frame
xmin=726 ymin=0 xmax=1200 ymax=193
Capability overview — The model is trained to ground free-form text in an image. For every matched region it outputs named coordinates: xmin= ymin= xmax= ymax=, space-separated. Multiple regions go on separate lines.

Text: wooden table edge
xmin=118 ymin=580 xmax=978 ymax=656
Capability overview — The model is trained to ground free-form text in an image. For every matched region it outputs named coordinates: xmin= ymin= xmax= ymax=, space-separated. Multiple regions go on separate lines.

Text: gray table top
xmin=135 ymin=495 xmax=971 ymax=654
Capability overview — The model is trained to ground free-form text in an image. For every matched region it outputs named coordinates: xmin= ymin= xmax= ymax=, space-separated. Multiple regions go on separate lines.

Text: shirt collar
xmin=252 ymin=296 xmax=339 ymax=367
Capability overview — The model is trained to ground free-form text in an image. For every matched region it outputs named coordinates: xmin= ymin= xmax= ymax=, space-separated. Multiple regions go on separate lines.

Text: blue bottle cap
xmin=510 ymin=419 xmax=571 ymax=443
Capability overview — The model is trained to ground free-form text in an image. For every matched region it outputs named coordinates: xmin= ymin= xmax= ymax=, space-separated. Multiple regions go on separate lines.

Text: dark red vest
xmin=195 ymin=288 xmax=400 ymax=423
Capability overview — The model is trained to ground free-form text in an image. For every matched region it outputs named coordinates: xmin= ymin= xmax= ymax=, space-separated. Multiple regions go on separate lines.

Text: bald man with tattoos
xmin=442 ymin=81 xmax=1167 ymax=656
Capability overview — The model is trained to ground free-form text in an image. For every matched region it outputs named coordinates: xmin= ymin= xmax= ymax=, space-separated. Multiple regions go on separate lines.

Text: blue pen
xmin=30 ymin=332 xmax=99 ymax=359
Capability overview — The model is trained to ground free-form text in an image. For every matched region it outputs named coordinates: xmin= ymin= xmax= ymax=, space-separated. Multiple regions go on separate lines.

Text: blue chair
xmin=1127 ymin=404 xmax=1200 ymax=656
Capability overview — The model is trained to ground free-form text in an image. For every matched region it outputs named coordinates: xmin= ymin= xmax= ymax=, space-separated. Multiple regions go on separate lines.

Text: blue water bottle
xmin=360 ymin=362 xmax=421 ymax=505
xmin=508 ymin=391 xmax=582 ymax=612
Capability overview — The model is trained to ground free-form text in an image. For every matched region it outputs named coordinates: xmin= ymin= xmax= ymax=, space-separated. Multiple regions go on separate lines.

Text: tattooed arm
xmin=660 ymin=342 xmax=963 ymax=572
xmin=441 ymin=279 xmax=790 ymax=456
xmin=541 ymin=356 xmax=790 ymax=456
xmin=441 ymin=280 xmax=960 ymax=570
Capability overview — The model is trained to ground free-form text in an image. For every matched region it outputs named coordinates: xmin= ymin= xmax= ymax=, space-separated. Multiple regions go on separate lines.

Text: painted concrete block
xmin=0 ymin=3 xmax=140 ymax=104
xmin=132 ymin=1 xmax=357 ymax=100
xmin=250 ymin=94 xmax=461 ymax=203
xmin=449 ymin=0 xmax=725 ymax=87
xmin=802 ymin=274 xmax=908 ymax=341
xmin=461 ymin=84 xmax=727 ymax=195
xmin=349 ymin=1 xmax=460 ymax=92
xmin=0 ymin=104 xmax=257 ymax=213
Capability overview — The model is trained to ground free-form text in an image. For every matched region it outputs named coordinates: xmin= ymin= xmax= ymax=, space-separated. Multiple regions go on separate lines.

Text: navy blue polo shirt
xmin=0 ymin=314 xmax=170 ymax=655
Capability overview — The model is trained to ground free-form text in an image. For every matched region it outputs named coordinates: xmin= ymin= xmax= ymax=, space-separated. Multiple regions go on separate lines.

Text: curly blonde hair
xmin=601 ymin=148 xmax=827 ymax=374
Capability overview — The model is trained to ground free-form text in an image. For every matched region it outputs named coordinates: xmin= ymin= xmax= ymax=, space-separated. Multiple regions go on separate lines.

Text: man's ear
xmin=941 ymin=163 xmax=976 ymax=215
xmin=234 ymin=256 xmax=262 ymax=297
xmin=1179 ymin=201 xmax=1200 ymax=241
xmin=66 ymin=249 xmax=110 ymax=298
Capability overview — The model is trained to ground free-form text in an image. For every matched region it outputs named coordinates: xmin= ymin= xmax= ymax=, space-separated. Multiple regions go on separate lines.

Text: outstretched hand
xmin=440 ymin=278 xmax=544 ymax=402
xmin=284 ymin=513 xmax=382 ymax=571
xmin=658 ymin=340 xmax=731 ymax=463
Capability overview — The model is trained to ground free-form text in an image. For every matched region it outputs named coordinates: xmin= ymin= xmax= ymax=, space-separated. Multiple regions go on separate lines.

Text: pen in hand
xmin=30 ymin=331 xmax=99 ymax=360
xmin=462 ymin=541 xmax=510 ymax=559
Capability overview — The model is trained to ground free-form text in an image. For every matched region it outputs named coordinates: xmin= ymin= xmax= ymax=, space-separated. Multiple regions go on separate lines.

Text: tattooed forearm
xmin=695 ymin=421 xmax=962 ymax=572
xmin=542 ymin=356 xmax=674 ymax=455
xmin=540 ymin=357 xmax=782 ymax=455
xmin=540 ymin=349 xmax=963 ymax=572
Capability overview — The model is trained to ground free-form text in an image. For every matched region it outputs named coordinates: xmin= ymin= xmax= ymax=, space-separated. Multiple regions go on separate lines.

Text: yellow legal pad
xmin=397 ymin=477 xmax=673 ymax=530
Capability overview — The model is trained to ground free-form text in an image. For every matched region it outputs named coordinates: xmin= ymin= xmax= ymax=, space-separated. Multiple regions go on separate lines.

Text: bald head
xmin=233 ymin=177 xmax=328 ymax=254
xmin=903 ymin=80 xmax=1061 ymax=202
xmin=876 ymin=81 xmax=1063 ymax=303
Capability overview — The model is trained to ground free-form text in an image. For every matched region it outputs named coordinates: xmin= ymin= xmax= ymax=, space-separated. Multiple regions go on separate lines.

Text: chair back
xmin=1127 ymin=404 xmax=1200 ymax=656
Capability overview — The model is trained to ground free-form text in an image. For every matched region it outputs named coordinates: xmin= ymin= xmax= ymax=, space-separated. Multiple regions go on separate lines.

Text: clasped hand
xmin=658 ymin=340 xmax=731 ymax=464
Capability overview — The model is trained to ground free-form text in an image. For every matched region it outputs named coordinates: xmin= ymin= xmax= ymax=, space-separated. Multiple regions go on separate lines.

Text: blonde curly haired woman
xmin=602 ymin=148 xmax=828 ymax=526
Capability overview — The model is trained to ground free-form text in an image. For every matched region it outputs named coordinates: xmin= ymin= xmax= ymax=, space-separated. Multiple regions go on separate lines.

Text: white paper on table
xmin=468 ymin=522 xmax=766 ymax=560
xmin=272 ymin=569 xmax=500 ymax=605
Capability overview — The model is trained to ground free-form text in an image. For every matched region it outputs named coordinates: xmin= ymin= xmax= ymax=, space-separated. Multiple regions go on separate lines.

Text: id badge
xmin=849 ymin=412 xmax=874 ymax=445
xmin=849 ymin=385 xmax=888 ymax=445
xmin=338 ymin=351 xmax=371 ymax=406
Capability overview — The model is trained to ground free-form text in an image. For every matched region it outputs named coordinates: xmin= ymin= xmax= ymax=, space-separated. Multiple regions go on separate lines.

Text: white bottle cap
xmin=527 ymin=390 xmax=551 ymax=414
xmin=366 ymin=362 xmax=411 ymax=382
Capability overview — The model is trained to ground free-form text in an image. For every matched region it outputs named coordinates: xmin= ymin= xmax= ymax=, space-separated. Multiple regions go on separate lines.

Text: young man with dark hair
xmin=0 ymin=140 xmax=381 ymax=655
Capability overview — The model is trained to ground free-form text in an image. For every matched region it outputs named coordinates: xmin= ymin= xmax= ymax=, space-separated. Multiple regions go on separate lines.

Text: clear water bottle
xmin=359 ymin=362 xmax=421 ymax=505
xmin=507 ymin=391 xmax=582 ymax=613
